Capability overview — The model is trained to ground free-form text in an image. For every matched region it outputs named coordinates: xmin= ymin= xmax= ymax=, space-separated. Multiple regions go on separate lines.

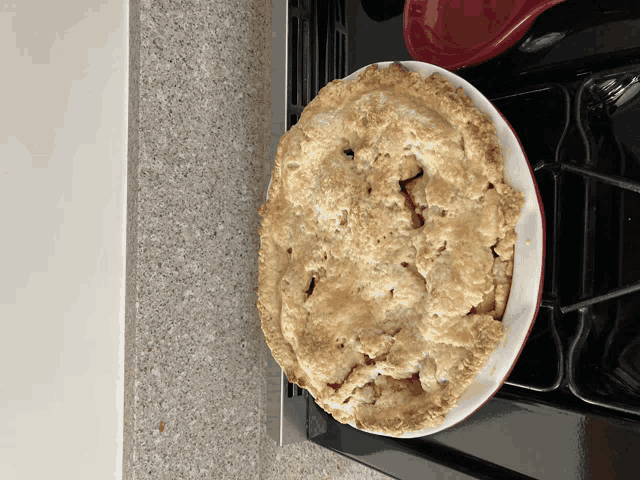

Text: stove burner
xmin=360 ymin=0 xmax=404 ymax=23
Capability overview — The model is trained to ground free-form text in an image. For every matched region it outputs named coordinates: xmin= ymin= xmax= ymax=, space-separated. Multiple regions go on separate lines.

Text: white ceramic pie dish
xmin=266 ymin=61 xmax=545 ymax=438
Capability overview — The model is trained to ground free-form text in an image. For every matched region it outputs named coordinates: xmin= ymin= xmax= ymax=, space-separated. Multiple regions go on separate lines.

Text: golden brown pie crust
xmin=258 ymin=64 xmax=524 ymax=436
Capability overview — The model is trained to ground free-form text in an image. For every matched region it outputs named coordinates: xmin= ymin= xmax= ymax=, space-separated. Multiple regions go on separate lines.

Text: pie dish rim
xmin=262 ymin=60 xmax=546 ymax=438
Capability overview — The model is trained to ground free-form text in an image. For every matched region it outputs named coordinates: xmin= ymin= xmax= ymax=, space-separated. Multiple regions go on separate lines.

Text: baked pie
xmin=258 ymin=64 xmax=524 ymax=436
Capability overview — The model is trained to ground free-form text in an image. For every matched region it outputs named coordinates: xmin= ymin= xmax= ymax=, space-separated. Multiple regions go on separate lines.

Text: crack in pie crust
xmin=258 ymin=64 xmax=524 ymax=436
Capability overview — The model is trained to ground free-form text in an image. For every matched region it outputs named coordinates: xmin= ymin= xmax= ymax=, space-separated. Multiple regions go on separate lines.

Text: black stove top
xmin=280 ymin=1 xmax=640 ymax=478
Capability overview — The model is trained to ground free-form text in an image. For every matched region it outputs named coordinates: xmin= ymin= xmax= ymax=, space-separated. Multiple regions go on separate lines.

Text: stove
xmin=267 ymin=1 xmax=640 ymax=478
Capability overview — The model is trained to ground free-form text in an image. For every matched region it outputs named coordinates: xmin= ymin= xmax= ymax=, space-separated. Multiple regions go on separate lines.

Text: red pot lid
xmin=403 ymin=0 xmax=566 ymax=71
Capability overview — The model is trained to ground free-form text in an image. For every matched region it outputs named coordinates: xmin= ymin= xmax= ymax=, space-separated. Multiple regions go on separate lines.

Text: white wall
xmin=0 ymin=1 xmax=127 ymax=479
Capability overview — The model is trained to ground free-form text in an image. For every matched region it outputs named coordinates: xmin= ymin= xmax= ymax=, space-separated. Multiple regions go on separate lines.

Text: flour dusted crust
xmin=258 ymin=64 xmax=524 ymax=436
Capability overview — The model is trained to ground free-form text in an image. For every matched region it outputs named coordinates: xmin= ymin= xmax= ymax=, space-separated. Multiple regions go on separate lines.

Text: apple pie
xmin=258 ymin=64 xmax=524 ymax=436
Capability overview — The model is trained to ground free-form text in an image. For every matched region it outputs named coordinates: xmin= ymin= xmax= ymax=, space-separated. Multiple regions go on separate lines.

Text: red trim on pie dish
xmin=454 ymin=108 xmax=547 ymax=428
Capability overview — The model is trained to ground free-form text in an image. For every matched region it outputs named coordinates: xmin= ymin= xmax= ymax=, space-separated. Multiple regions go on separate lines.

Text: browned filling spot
xmin=327 ymin=364 xmax=358 ymax=391
xmin=401 ymin=262 xmax=409 ymax=267
xmin=339 ymin=209 xmax=348 ymax=226
xmin=399 ymin=170 xmax=425 ymax=229
xmin=305 ymin=277 xmax=316 ymax=298
xmin=287 ymin=247 xmax=292 ymax=254
xmin=364 ymin=355 xmax=375 ymax=366
xmin=407 ymin=373 xmax=424 ymax=397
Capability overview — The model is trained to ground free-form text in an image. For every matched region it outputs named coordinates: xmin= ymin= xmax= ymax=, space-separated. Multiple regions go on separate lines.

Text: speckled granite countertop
xmin=122 ymin=1 xmax=390 ymax=478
